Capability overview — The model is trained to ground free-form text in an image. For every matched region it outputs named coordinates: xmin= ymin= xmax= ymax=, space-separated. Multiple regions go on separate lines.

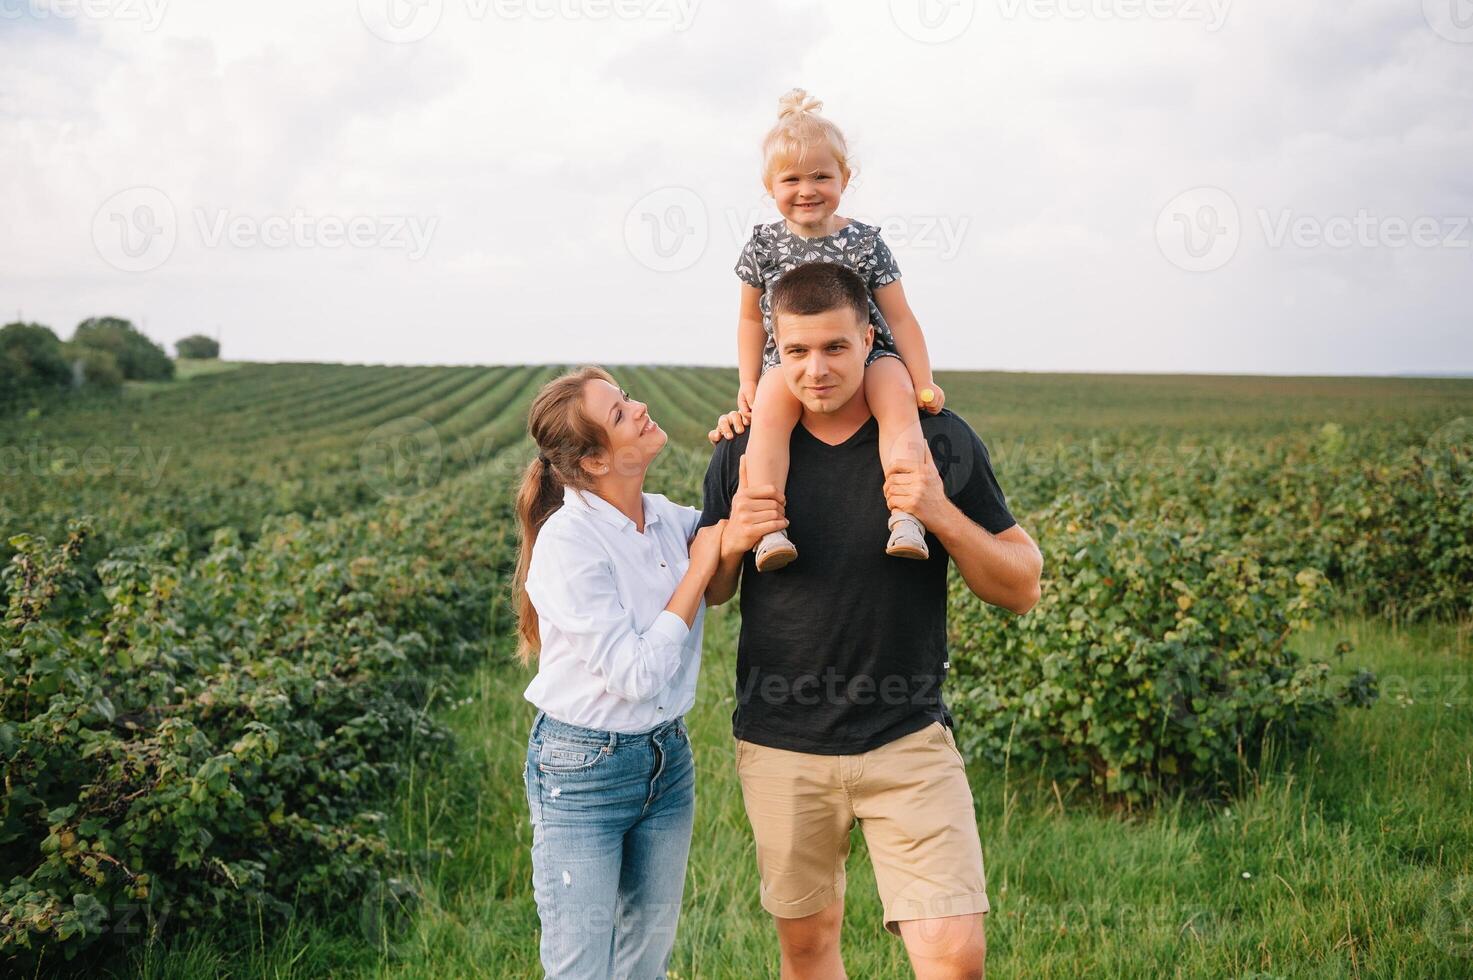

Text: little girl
xmin=734 ymin=88 xmax=947 ymax=571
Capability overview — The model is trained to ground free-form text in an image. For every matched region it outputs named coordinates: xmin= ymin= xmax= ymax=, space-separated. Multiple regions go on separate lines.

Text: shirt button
xmin=659 ymin=561 xmax=666 ymax=567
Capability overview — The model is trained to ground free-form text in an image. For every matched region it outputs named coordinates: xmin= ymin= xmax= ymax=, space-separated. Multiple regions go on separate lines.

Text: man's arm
xmin=700 ymin=449 xmax=786 ymax=607
xmin=928 ymin=509 xmax=1042 ymax=614
xmin=883 ymin=438 xmax=1042 ymax=615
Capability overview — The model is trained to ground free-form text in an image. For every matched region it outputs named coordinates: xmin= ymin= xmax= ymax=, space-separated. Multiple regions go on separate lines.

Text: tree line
xmin=0 ymin=318 xmax=220 ymax=410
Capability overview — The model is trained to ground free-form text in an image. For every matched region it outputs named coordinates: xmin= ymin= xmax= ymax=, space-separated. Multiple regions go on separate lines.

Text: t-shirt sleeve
xmin=866 ymin=231 xmax=902 ymax=290
xmin=697 ymin=437 xmax=740 ymax=529
xmin=942 ymin=417 xmax=1015 ymax=535
xmin=734 ymin=229 xmax=766 ymax=288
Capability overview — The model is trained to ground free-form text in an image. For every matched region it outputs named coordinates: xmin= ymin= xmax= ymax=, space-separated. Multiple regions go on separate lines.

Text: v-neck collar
xmin=796 ymin=413 xmax=877 ymax=450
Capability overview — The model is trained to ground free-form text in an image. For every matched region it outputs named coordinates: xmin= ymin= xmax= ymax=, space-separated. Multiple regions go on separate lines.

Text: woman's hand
xmin=737 ymin=380 xmax=757 ymax=416
xmin=915 ymin=379 xmax=946 ymax=414
xmin=689 ymin=520 xmax=727 ymax=579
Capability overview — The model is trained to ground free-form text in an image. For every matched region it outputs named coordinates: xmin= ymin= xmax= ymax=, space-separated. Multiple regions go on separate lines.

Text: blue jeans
xmin=523 ymin=709 xmax=695 ymax=979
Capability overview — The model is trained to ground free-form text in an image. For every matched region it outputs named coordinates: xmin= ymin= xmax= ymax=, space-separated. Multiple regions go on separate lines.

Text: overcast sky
xmin=2 ymin=0 xmax=1470 ymax=374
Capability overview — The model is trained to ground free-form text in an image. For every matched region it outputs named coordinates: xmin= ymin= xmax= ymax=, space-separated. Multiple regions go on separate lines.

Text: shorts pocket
xmin=935 ymin=722 xmax=966 ymax=767
xmin=536 ymin=738 xmax=609 ymax=774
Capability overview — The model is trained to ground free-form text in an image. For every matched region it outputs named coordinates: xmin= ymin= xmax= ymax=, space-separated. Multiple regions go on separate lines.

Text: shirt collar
xmin=562 ymin=484 xmax=661 ymax=534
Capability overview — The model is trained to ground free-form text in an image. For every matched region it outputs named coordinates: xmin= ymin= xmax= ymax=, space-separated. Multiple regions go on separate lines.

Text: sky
xmin=1 ymin=0 xmax=1470 ymax=375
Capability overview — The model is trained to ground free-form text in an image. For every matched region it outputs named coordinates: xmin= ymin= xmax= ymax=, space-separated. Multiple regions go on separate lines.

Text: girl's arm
xmin=874 ymin=280 xmax=944 ymax=411
xmin=736 ymin=284 xmax=766 ymax=413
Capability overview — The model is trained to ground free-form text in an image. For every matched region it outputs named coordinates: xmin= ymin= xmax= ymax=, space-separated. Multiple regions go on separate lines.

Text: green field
xmin=2 ymin=364 xmax=1471 ymax=978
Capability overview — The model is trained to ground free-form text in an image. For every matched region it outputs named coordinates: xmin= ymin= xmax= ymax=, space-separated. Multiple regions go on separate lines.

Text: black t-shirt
xmin=698 ymin=407 xmax=1016 ymax=755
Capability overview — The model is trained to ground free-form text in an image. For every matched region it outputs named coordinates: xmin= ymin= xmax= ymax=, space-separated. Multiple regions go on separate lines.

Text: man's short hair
xmin=769 ymin=262 xmax=870 ymax=335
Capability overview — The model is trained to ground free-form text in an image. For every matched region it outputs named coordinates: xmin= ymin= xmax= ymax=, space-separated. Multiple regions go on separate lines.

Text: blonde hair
xmin=761 ymin=88 xmax=854 ymax=193
xmin=512 ymin=365 xmax=617 ymax=664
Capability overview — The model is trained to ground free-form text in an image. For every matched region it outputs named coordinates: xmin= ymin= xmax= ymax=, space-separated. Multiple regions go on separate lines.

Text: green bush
xmin=947 ymin=493 xmax=1377 ymax=803
xmin=0 ymin=322 xmax=71 ymax=405
xmin=0 ymin=475 xmax=516 ymax=967
xmin=174 ymin=335 xmax=220 ymax=360
xmin=60 ymin=344 xmax=124 ymax=393
xmin=71 ymin=318 xmax=174 ymax=382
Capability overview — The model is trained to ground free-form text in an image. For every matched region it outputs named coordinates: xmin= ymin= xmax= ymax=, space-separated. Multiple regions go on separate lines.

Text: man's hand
xmin=708 ymin=409 xmax=750 ymax=444
xmin=724 ymin=454 xmax=786 ymax=556
xmin=883 ymin=441 xmax=952 ymax=528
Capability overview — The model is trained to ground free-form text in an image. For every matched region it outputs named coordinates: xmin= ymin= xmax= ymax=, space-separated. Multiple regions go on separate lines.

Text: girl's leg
xmin=864 ymin=355 xmax=931 ymax=559
xmin=524 ymin=716 xmax=637 ymax=978
xmin=611 ymin=720 xmax=696 ymax=978
xmin=746 ymin=366 xmax=803 ymax=570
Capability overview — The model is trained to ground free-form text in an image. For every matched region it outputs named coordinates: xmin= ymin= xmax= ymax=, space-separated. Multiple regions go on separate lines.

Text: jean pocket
xmin=537 ymin=738 xmax=610 ymax=774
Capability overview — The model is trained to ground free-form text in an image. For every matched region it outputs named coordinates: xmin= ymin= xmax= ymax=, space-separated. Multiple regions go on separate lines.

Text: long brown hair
xmin=513 ymin=366 xmax=616 ymax=664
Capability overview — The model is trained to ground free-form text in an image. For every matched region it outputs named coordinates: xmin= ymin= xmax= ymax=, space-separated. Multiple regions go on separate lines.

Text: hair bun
xmin=777 ymin=87 xmax=823 ymax=119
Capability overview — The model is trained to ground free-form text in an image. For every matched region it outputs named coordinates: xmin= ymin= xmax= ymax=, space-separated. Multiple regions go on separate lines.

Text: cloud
xmin=1 ymin=0 xmax=1469 ymax=373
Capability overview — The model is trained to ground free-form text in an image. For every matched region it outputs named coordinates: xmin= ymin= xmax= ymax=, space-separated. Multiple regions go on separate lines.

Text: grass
xmin=121 ymin=358 xmax=243 ymax=397
xmin=116 ymin=613 xmax=1472 ymax=978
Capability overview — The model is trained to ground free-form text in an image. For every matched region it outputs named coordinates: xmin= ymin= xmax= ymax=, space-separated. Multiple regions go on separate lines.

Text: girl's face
xmin=580 ymin=379 xmax=666 ymax=479
xmin=770 ymin=145 xmax=847 ymax=233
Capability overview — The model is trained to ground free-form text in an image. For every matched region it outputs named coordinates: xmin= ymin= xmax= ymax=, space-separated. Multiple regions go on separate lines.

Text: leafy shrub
xmin=174 ymin=335 xmax=220 ymax=360
xmin=71 ymin=318 xmax=174 ymax=382
xmin=947 ymin=493 xmax=1377 ymax=803
xmin=60 ymin=344 xmax=124 ymax=393
xmin=1 ymin=323 xmax=72 ymax=405
xmin=0 ymin=474 xmax=517 ymax=967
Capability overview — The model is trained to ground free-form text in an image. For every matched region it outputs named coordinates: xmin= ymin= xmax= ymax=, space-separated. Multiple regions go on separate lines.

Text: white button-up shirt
xmin=522 ymin=483 xmax=706 ymax=733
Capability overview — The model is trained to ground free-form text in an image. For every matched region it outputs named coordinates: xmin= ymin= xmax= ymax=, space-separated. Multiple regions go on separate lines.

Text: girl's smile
xmin=771 ymin=145 xmax=847 ymax=238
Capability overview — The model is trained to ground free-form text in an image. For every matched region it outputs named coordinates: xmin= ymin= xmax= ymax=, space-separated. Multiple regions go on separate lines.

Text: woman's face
xmin=581 ymin=378 xmax=666 ymax=479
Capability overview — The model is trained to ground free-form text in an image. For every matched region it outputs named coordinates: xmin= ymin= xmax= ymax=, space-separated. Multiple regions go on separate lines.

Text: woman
xmin=512 ymin=366 xmax=727 ymax=978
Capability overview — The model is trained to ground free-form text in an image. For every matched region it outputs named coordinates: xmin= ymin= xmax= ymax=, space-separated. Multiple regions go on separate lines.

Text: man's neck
xmin=799 ymin=387 xmax=874 ymax=447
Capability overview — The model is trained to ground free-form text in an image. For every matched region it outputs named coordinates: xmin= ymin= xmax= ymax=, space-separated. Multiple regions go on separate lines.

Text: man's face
xmin=773 ymin=306 xmax=873 ymax=415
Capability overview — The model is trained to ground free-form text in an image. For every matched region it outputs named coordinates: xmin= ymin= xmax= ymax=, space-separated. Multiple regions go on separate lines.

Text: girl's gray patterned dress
xmin=734 ymin=219 xmax=904 ymax=373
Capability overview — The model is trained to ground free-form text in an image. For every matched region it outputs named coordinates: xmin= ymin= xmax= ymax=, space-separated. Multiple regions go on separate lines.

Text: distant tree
xmin=72 ymin=316 xmax=175 ymax=381
xmin=1 ymin=321 xmax=72 ymax=404
xmin=175 ymin=334 xmax=220 ymax=359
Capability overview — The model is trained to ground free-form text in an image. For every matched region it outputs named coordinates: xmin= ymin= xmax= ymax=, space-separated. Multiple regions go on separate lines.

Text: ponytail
xmin=512 ymin=366 xmax=616 ymax=664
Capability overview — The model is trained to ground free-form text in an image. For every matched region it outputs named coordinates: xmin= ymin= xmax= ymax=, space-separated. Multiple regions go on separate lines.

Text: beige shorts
xmin=734 ymin=720 xmax=990 ymax=936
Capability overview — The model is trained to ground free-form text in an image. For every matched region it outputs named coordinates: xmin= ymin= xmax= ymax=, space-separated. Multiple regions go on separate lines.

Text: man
xmin=699 ymin=261 xmax=1042 ymax=980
